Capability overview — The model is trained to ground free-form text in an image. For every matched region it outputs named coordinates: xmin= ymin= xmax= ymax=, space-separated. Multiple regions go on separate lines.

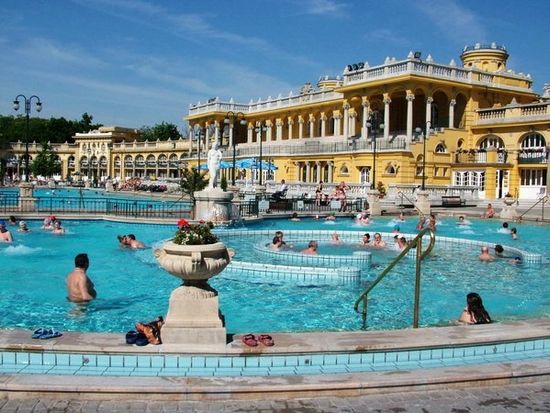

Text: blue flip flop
xmin=32 ymin=328 xmax=47 ymax=339
xmin=39 ymin=329 xmax=63 ymax=340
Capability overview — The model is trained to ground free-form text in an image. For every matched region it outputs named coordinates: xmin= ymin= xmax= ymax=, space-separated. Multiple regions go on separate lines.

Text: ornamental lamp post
xmin=224 ymin=111 xmax=246 ymax=186
xmin=13 ymin=94 xmax=42 ymax=182
xmin=365 ymin=111 xmax=384 ymax=190
xmin=255 ymin=121 xmax=268 ymax=186
xmin=415 ymin=121 xmax=433 ymax=191
xmin=193 ymin=124 xmax=203 ymax=171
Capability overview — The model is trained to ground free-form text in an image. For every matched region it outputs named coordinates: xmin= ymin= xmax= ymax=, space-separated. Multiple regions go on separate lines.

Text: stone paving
xmin=1 ymin=380 xmax=550 ymax=412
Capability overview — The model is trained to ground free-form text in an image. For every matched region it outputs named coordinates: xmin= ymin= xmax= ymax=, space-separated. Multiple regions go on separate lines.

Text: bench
xmin=441 ymin=196 xmax=465 ymax=207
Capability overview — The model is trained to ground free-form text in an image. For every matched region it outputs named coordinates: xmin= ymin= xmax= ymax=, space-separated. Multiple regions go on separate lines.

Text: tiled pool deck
xmin=1 ymin=318 xmax=549 ymax=399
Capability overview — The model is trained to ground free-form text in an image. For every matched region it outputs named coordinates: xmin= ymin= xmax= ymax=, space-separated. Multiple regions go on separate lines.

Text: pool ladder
xmin=354 ymin=228 xmax=436 ymax=330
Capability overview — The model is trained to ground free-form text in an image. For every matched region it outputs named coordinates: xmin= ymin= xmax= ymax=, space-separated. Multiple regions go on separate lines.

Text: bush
xmin=220 ymin=175 xmax=228 ymax=191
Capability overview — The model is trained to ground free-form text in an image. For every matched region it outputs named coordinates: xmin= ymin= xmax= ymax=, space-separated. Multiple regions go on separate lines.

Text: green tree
xmin=180 ymin=168 xmax=207 ymax=209
xmin=30 ymin=142 xmax=61 ymax=178
xmin=140 ymin=122 xmax=181 ymax=141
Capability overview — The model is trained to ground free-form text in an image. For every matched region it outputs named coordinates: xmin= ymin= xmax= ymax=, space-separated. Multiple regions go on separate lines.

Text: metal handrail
xmin=397 ymin=190 xmax=424 ymax=215
xmin=353 ymin=228 xmax=436 ymax=329
xmin=518 ymin=195 xmax=549 ymax=221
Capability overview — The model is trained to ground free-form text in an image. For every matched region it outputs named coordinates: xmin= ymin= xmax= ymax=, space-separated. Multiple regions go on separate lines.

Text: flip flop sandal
xmin=32 ymin=328 xmax=47 ymax=339
xmin=241 ymin=334 xmax=258 ymax=347
xmin=125 ymin=330 xmax=139 ymax=345
xmin=258 ymin=334 xmax=274 ymax=346
xmin=39 ymin=329 xmax=63 ymax=340
xmin=135 ymin=333 xmax=149 ymax=346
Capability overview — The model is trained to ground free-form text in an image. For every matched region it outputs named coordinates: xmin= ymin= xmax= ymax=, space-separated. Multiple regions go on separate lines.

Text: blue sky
xmin=1 ymin=0 xmax=549 ymax=132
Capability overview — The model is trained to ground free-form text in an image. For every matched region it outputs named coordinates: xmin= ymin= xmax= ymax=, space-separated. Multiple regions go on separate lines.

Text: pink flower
xmin=199 ymin=219 xmax=206 ymax=224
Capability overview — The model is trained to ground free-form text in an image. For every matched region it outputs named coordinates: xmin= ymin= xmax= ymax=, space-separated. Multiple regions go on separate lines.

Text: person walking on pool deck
xmin=66 ymin=253 xmax=97 ymax=303
xmin=458 ymin=292 xmax=492 ymax=324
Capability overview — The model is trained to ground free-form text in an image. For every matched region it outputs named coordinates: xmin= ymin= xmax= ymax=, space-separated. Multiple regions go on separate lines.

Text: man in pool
xmin=0 ymin=220 xmax=13 ymax=243
xmin=66 ymin=253 xmax=97 ymax=303
xmin=301 ymin=240 xmax=318 ymax=255
xmin=479 ymin=246 xmax=495 ymax=261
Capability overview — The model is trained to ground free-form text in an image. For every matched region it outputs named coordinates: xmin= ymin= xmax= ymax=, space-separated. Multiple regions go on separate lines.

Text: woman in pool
xmin=458 ymin=292 xmax=492 ymax=325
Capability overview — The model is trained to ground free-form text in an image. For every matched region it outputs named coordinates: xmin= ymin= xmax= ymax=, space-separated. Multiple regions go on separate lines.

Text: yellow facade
xmin=2 ymin=44 xmax=549 ymax=200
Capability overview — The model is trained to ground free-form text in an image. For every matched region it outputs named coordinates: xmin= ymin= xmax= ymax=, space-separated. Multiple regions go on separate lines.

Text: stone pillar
xmin=349 ymin=110 xmax=357 ymax=136
xmin=406 ymin=92 xmax=415 ymax=141
xmin=367 ymin=189 xmax=382 ymax=216
xmin=328 ymin=162 xmax=333 ymax=183
xmin=276 ymin=119 xmax=283 ymax=141
xmin=306 ymin=163 xmax=311 ymax=182
xmin=18 ymin=182 xmax=37 ymax=212
xmin=316 ymin=162 xmax=321 ymax=183
xmin=266 ymin=120 xmax=273 ymax=142
xmin=333 ymin=110 xmax=341 ymax=136
xmin=449 ymin=99 xmax=456 ymax=129
xmin=383 ymin=96 xmax=391 ymax=139
xmin=298 ymin=116 xmax=304 ymax=139
xmin=426 ymin=97 xmax=433 ymax=125
xmin=247 ymin=125 xmax=253 ymax=144
xmin=193 ymin=189 xmax=235 ymax=223
xmin=320 ymin=113 xmax=327 ymax=137
xmin=309 ymin=114 xmax=315 ymax=138
xmin=415 ymin=190 xmax=431 ymax=216
xmin=228 ymin=124 xmax=234 ymax=147
xmin=342 ymin=101 xmax=350 ymax=139
xmin=287 ymin=117 xmax=294 ymax=140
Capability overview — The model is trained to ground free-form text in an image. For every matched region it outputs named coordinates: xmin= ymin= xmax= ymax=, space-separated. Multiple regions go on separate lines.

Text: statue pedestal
xmin=194 ymin=189 xmax=234 ymax=223
xmin=366 ymin=190 xmax=382 ymax=216
xmin=499 ymin=205 xmax=519 ymax=220
xmin=105 ymin=179 xmax=114 ymax=192
xmin=160 ymin=285 xmax=226 ymax=351
xmin=18 ymin=182 xmax=37 ymax=212
xmin=415 ymin=190 xmax=431 ymax=216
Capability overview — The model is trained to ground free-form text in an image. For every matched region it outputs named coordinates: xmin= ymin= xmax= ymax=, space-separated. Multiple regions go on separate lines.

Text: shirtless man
xmin=301 ymin=240 xmax=319 ymax=255
xmin=372 ymin=232 xmax=386 ymax=248
xmin=479 ymin=246 xmax=495 ymax=262
xmin=52 ymin=221 xmax=65 ymax=235
xmin=0 ymin=220 xmax=13 ymax=243
xmin=66 ymin=253 xmax=97 ymax=303
xmin=125 ymin=234 xmax=145 ymax=249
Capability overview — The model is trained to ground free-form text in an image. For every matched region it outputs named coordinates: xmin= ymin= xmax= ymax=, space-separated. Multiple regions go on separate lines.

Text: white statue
xmin=207 ymin=143 xmax=223 ymax=189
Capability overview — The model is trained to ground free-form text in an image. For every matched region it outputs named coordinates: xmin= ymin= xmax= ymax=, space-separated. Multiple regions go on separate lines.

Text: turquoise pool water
xmin=0 ymin=216 xmax=548 ymax=334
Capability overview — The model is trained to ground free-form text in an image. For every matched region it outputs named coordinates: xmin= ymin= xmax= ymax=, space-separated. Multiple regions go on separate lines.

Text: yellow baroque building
xmin=2 ymin=43 xmax=548 ymax=200
xmin=186 ymin=43 xmax=549 ymax=200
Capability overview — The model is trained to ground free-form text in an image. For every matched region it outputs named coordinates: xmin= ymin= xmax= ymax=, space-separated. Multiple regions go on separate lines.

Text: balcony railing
xmin=453 ymin=150 xmax=508 ymax=164
xmin=518 ymin=149 xmax=548 ymax=164
xmin=475 ymin=102 xmax=550 ymax=125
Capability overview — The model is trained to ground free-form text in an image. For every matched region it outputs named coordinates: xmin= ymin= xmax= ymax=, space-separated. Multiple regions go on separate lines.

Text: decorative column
xmin=276 ymin=119 xmax=283 ymax=141
xmin=333 ymin=110 xmax=341 ymax=136
xmin=327 ymin=162 xmax=334 ymax=183
xmin=406 ymin=92 xmax=415 ymax=141
xmin=349 ymin=109 xmax=357 ymax=137
xmin=205 ymin=123 xmax=211 ymax=151
xmin=316 ymin=162 xmax=321 ymax=183
xmin=449 ymin=99 xmax=456 ymax=129
xmin=361 ymin=97 xmax=370 ymax=139
xmin=342 ymin=101 xmax=350 ymax=139
xmin=214 ymin=121 xmax=220 ymax=146
xmin=287 ymin=117 xmax=294 ymax=140
xmin=383 ymin=95 xmax=391 ymax=139
xmin=19 ymin=182 xmax=37 ymax=212
xmin=320 ymin=112 xmax=327 ymax=137
xmin=308 ymin=114 xmax=315 ymax=138
xmin=298 ymin=116 xmax=305 ymax=139
xmin=426 ymin=97 xmax=433 ymax=125
xmin=266 ymin=120 xmax=273 ymax=142
xmin=305 ymin=163 xmax=311 ymax=182
xmin=247 ymin=124 xmax=253 ymax=144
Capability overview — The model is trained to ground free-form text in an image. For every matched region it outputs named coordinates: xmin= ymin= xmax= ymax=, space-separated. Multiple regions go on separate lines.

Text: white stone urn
xmin=503 ymin=197 xmax=516 ymax=206
xmin=154 ymin=240 xmax=231 ymax=350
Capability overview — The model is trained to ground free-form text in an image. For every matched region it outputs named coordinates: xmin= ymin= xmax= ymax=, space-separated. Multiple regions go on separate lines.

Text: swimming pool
xmin=1 ymin=215 xmax=548 ymax=334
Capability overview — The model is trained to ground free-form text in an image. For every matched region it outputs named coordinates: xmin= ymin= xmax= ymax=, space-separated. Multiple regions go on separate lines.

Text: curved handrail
xmin=518 ymin=195 xmax=548 ymax=221
xmin=354 ymin=227 xmax=436 ymax=329
xmin=396 ymin=190 xmax=424 ymax=215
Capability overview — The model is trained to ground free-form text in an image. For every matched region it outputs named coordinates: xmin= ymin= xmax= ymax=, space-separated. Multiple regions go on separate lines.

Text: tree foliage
xmin=140 ymin=122 xmax=181 ymax=141
xmin=0 ymin=113 xmax=102 ymax=145
xmin=30 ymin=142 xmax=61 ymax=178
xmin=180 ymin=168 xmax=207 ymax=205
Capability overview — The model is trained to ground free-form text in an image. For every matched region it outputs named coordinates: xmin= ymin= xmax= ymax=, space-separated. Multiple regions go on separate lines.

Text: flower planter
xmin=503 ymin=197 xmax=516 ymax=206
xmin=154 ymin=240 xmax=231 ymax=350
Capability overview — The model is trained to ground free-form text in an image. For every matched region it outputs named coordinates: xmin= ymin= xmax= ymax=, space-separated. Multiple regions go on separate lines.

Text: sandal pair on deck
xmin=242 ymin=334 xmax=274 ymax=347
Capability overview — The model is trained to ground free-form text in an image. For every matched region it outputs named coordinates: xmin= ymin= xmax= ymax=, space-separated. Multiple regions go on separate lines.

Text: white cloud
xmin=412 ymin=0 xmax=486 ymax=43
xmin=301 ymin=0 xmax=348 ymax=17
xmin=365 ymin=29 xmax=411 ymax=47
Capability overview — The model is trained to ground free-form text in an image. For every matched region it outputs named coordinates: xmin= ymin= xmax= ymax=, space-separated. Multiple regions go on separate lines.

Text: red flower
xmin=177 ymin=218 xmax=190 ymax=229
xmin=199 ymin=219 xmax=206 ymax=224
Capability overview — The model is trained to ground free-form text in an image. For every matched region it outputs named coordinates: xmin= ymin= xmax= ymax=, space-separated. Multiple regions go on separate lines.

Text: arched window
xmin=435 ymin=143 xmax=447 ymax=153
xmin=457 ymin=139 xmax=464 ymax=149
xmin=360 ymin=167 xmax=370 ymax=184
xmin=339 ymin=165 xmax=349 ymax=175
xmin=521 ymin=132 xmax=546 ymax=149
xmin=479 ymin=135 xmax=504 ymax=149
xmin=124 ymin=155 xmax=134 ymax=167
xmin=385 ymin=164 xmax=396 ymax=175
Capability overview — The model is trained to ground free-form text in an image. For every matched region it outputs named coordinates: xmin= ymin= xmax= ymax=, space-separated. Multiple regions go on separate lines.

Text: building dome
xmin=460 ymin=43 xmax=509 ymax=72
